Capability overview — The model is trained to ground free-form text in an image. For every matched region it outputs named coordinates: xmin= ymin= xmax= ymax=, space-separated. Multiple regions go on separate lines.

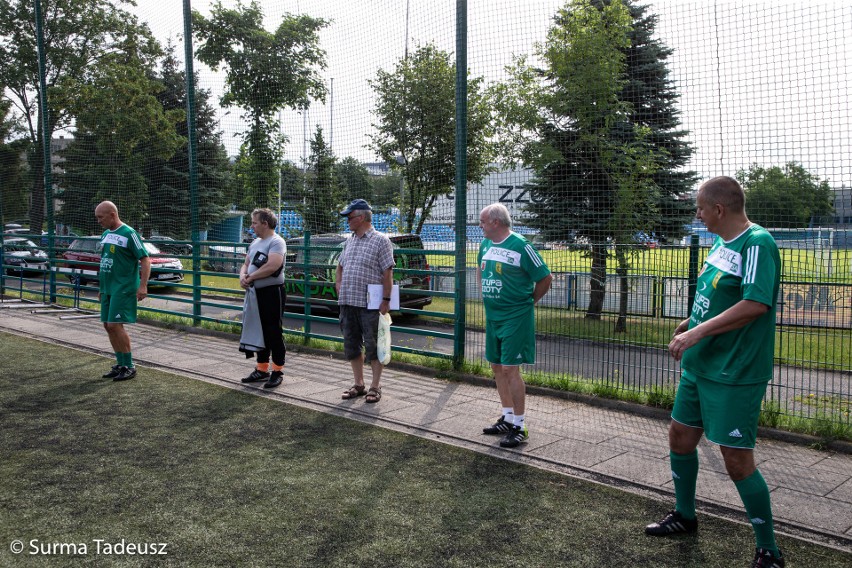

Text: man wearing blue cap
xmin=336 ymin=199 xmax=394 ymax=403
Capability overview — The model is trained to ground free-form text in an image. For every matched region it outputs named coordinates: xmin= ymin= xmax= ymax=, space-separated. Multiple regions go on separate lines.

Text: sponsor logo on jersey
xmin=706 ymin=245 xmax=742 ymax=276
xmin=482 ymin=246 xmax=521 ymax=266
xmin=102 ymin=233 xmax=129 ymax=248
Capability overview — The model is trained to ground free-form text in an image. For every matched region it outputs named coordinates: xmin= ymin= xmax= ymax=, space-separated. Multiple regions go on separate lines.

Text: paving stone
xmin=825 ymin=478 xmax=852 ymax=505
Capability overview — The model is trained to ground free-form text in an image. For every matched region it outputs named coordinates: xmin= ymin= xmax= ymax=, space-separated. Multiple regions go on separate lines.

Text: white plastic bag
xmin=377 ymin=312 xmax=392 ymax=365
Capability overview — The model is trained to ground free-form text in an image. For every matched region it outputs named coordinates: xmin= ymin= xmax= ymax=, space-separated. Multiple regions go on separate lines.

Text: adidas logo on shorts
xmin=729 ymin=428 xmax=743 ymax=438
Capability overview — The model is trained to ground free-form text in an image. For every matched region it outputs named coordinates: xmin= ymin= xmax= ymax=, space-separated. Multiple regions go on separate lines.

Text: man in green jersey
xmin=477 ymin=203 xmax=552 ymax=449
xmin=645 ymin=177 xmax=784 ymax=568
xmin=94 ymin=201 xmax=151 ymax=382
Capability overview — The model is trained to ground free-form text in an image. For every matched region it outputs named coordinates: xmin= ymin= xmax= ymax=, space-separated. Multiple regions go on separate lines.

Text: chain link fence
xmin=1 ymin=0 xmax=849 ymax=431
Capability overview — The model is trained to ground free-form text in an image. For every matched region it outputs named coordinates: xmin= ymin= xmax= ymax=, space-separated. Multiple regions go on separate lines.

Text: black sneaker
xmin=483 ymin=415 xmax=514 ymax=435
xmin=113 ymin=366 xmax=137 ymax=382
xmin=751 ymin=548 xmax=785 ymax=568
xmin=645 ymin=511 xmax=698 ymax=536
xmin=102 ymin=365 xmax=121 ymax=379
xmin=263 ymin=371 xmax=283 ymax=389
xmin=499 ymin=425 xmax=529 ymax=448
xmin=241 ymin=369 xmax=270 ymax=383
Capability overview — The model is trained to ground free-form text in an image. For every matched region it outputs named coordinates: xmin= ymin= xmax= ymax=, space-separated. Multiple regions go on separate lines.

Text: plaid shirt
xmin=337 ymin=228 xmax=395 ymax=307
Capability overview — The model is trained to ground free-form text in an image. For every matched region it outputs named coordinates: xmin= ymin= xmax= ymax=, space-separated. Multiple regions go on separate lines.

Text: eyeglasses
xmin=347 ymin=214 xmax=362 ymax=221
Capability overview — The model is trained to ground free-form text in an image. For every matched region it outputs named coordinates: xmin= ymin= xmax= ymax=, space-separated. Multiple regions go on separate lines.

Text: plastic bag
xmin=377 ymin=312 xmax=392 ymax=365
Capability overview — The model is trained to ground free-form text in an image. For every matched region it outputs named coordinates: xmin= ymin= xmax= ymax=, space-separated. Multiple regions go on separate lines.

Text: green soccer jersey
xmin=681 ymin=224 xmax=781 ymax=385
xmin=478 ymin=232 xmax=551 ymax=322
xmin=99 ymin=224 xmax=149 ymax=296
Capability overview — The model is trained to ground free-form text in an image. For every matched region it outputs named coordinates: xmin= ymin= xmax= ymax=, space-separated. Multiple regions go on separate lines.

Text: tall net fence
xmin=1 ymin=0 xmax=850 ymax=429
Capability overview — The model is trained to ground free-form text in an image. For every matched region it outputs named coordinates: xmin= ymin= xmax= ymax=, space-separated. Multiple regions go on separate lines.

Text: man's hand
xmin=137 ymin=284 xmax=148 ymax=302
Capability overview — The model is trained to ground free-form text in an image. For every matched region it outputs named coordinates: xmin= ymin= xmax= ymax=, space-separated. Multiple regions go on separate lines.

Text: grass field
xmin=1 ymin=333 xmax=850 ymax=567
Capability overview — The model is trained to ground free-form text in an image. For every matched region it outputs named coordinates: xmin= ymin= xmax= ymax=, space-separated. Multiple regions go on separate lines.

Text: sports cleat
xmin=751 ymin=548 xmax=785 ymax=568
xmin=263 ymin=371 xmax=283 ymax=389
xmin=113 ymin=366 xmax=137 ymax=382
xmin=499 ymin=425 xmax=529 ymax=448
xmin=102 ymin=365 xmax=121 ymax=379
xmin=483 ymin=415 xmax=514 ymax=435
xmin=241 ymin=369 xmax=270 ymax=383
xmin=645 ymin=510 xmax=698 ymax=536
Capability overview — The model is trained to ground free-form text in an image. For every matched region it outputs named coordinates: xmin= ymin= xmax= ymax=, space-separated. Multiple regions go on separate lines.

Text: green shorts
xmin=671 ymin=371 xmax=768 ymax=449
xmin=100 ymin=291 xmax=138 ymax=324
xmin=485 ymin=310 xmax=536 ymax=366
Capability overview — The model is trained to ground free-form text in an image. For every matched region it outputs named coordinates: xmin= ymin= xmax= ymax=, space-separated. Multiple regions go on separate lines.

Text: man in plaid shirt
xmin=336 ymin=199 xmax=394 ymax=404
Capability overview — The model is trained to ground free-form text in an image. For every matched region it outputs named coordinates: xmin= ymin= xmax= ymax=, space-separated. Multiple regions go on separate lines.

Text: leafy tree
xmin=495 ymin=0 xmax=696 ymax=329
xmin=141 ymin=45 xmax=232 ymax=238
xmin=736 ymin=162 xmax=834 ymax=229
xmin=0 ymin=0 xmax=161 ymax=232
xmin=369 ymin=171 xmax=404 ymax=210
xmin=335 ymin=157 xmax=373 ymax=204
xmin=0 ymin=97 xmax=31 ymax=223
xmin=56 ymin=47 xmax=183 ymax=234
xmin=368 ymin=43 xmax=495 ymax=234
xmin=279 ymin=160 xmax=305 ymax=205
xmin=298 ymin=126 xmax=344 ymax=235
xmin=192 ymin=0 xmax=328 ymax=210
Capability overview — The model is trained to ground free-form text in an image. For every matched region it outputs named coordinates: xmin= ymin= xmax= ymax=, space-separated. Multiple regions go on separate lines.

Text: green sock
xmin=670 ymin=450 xmax=699 ymax=519
xmin=115 ymin=352 xmax=122 ymax=366
xmin=125 ymin=353 xmax=134 ymax=368
xmin=734 ymin=469 xmax=779 ymax=555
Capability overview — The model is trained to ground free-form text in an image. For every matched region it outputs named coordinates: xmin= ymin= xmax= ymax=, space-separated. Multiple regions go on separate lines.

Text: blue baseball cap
xmin=340 ymin=199 xmax=372 ymax=216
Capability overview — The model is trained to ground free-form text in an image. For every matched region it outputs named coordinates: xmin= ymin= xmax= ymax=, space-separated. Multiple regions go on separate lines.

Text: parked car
xmin=41 ymin=230 xmax=80 ymax=249
xmin=147 ymin=235 xmax=193 ymax=256
xmin=1 ymin=237 xmax=49 ymax=275
xmin=61 ymin=237 xmax=184 ymax=285
xmin=284 ymin=233 xmax=432 ymax=313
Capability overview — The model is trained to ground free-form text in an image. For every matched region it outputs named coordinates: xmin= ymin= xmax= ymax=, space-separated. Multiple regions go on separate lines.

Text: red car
xmin=61 ymin=237 xmax=184 ymax=285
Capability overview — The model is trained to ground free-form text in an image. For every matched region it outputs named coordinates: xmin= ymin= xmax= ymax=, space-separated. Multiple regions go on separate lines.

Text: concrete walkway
xmin=1 ymin=299 xmax=850 ymax=554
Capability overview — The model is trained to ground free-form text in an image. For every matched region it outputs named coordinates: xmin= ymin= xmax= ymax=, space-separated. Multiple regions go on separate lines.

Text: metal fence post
xmin=34 ymin=0 xmax=56 ymax=303
xmin=453 ymin=0 xmax=468 ymax=370
xmin=183 ymin=0 xmax=201 ymax=325
xmin=687 ymin=233 xmax=699 ymax=314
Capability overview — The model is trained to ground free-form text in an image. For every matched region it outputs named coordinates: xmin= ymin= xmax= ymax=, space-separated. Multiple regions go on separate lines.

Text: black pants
xmin=255 ymin=284 xmax=286 ymax=366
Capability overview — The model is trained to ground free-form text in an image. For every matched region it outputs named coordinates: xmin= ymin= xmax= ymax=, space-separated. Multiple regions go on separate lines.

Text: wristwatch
xmin=383 ymin=296 xmax=391 ymax=301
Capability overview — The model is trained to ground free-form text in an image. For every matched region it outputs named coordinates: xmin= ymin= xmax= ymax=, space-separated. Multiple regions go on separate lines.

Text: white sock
xmin=502 ymin=408 xmax=514 ymax=422
xmin=513 ymin=414 xmax=526 ymax=429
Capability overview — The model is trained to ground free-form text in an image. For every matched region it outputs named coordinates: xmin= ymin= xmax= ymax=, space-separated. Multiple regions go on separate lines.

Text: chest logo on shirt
xmin=712 ymin=271 xmax=723 ymax=289
xmin=705 ymin=245 xmax=742 ymax=277
xmin=110 ymin=244 xmax=115 ymax=254
xmin=102 ymin=233 xmax=129 ymax=248
xmin=482 ymin=247 xmax=521 ymax=266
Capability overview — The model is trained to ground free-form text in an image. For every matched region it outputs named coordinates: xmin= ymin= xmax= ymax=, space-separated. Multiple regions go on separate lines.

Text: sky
xmin=127 ymin=0 xmax=852 ymax=202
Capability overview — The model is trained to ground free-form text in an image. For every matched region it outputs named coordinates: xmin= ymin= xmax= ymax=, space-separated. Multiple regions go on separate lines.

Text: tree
xmin=495 ymin=0 xmax=697 ymax=330
xmin=298 ymin=126 xmax=344 ymax=235
xmin=737 ymin=162 xmax=834 ymax=229
xmin=369 ymin=171 xmax=403 ymax=210
xmin=141 ymin=45 xmax=232 ymax=238
xmin=0 ymin=0 xmax=161 ymax=232
xmin=335 ymin=157 xmax=373 ymax=204
xmin=368 ymin=43 xmax=495 ymax=234
xmin=192 ymin=0 xmax=328 ymax=210
xmin=0 ymin=97 xmax=31 ymax=223
xmin=55 ymin=47 xmax=183 ymax=234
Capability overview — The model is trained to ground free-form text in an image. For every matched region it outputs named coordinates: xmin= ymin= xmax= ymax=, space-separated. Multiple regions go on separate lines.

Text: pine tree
xmin=143 ymin=45 xmax=232 ymax=238
xmin=518 ymin=0 xmax=697 ymax=325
